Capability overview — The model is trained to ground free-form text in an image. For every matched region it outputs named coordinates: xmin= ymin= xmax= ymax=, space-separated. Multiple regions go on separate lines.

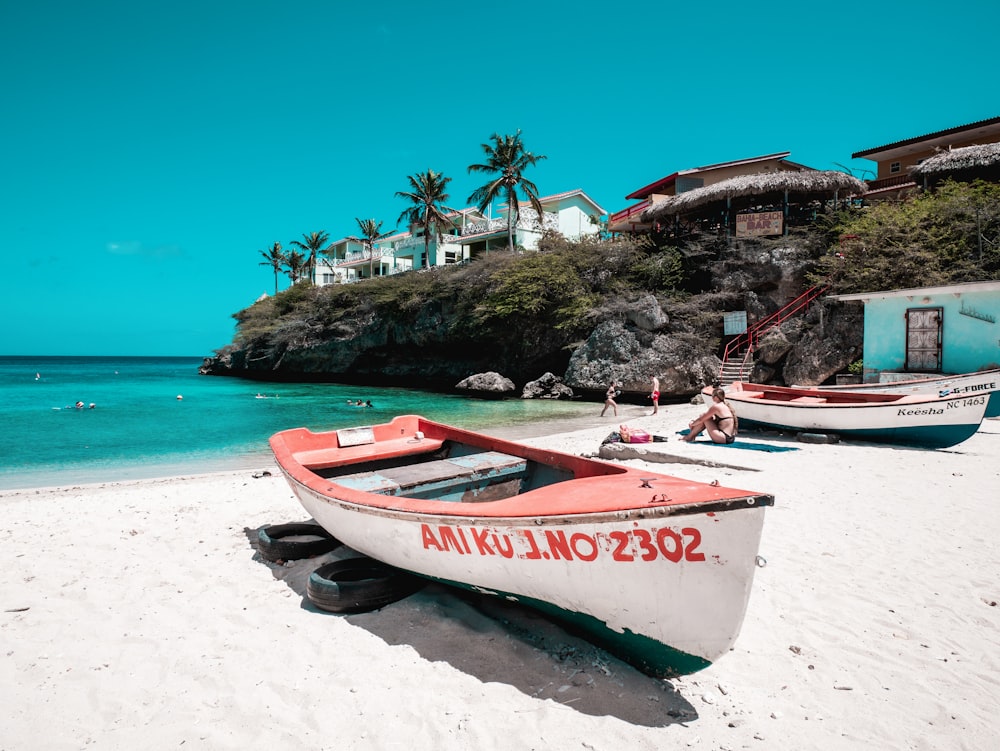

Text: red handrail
xmin=609 ymin=199 xmax=652 ymax=224
xmin=721 ymin=285 xmax=829 ymax=377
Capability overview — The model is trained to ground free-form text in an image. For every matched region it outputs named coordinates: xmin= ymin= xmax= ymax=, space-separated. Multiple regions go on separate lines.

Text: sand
xmin=2 ymin=402 xmax=998 ymax=750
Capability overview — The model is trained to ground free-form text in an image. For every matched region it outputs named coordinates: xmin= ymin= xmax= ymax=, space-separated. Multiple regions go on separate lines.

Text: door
xmin=905 ymin=307 xmax=942 ymax=372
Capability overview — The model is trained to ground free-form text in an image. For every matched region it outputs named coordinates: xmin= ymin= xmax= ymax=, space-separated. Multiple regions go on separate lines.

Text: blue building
xmin=831 ymin=280 xmax=1000 ymax=381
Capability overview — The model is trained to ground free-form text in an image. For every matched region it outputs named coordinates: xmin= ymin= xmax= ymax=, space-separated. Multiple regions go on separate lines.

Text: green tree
xmin=350 ymin=218 xmax=394 ymax=279
xmin=258 ymin=242 xmax=286 ymax=295
xmin=290 ymin=231 xmax=330 ymax=284
xmin=283 ymin=249 xmax=307 ymax=285
xmin=811 ymin=180 xmax=1000 ymax=292
xmin=396 ymin=170 xmax=455 ymax=269
xmin=467 ymin=130 xmax=547 ymax=251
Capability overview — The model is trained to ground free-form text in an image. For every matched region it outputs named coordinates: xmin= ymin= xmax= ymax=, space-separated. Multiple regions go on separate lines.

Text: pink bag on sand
xmin=619 ymin=425 xmax=651 ymax=444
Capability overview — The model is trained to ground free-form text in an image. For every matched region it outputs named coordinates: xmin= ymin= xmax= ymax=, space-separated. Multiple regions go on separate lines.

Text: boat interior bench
xmin=333 ymin=451 xmax=529 ymax=502
xmin=295 ymin=437 xmax=446 ymax=470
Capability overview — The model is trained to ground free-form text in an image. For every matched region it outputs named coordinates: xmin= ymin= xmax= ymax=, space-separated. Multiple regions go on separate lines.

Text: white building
xmin=313 ymin=189 xmax=606 ymax=285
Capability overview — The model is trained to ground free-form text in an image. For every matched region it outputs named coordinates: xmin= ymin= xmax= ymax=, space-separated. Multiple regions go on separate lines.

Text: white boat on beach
xmin=717 ymin=381 xmax=989 ymax=448
xmin=812 ymin=368 xmax=1000 ymax=418
xmin=270 ymin=415 xmax=774 ymax=678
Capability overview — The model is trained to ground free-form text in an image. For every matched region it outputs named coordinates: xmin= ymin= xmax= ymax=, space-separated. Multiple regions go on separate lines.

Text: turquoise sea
xmin=0 ymin=356 xmax=598 ymax=490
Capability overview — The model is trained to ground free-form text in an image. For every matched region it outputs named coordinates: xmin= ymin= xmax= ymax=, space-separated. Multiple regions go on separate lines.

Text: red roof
xmin=624 ymin=152 xmax=794 ymax=200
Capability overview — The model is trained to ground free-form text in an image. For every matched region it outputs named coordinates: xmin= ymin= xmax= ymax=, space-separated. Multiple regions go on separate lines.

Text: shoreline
xmin=4 ymin=410 xmax=998 ymax=748
xmin=0 ymin=399 xmax=657 ymax=493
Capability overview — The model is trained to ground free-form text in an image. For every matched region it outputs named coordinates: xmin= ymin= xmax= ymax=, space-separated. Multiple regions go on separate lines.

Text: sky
xmin=2 ymin=0 xmax=998 ymax=356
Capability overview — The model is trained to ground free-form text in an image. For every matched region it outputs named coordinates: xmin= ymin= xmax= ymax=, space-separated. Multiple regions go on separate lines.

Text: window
xmin=890 ymin=161 xmax=901 ymax=174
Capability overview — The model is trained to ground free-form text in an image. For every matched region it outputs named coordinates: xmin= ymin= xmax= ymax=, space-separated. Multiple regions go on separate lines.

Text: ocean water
xmin=0 ymin=356 xmax=597 ymax=490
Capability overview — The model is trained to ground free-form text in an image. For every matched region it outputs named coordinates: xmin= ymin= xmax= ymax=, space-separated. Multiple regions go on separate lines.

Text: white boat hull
xmin=286 ymin=476 xmax=768 ymax=677
xmin=817 ymin=369 xmax=1000 ymax=418
xmin=725 ymin=384 xmax=988 ymax=448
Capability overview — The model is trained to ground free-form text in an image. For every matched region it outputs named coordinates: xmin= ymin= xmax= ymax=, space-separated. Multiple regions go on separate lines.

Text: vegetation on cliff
xmin=214 ymin=180 xmax=1000 ymax=388
xmin=811 ymin=180 xmax=1000 ymax=291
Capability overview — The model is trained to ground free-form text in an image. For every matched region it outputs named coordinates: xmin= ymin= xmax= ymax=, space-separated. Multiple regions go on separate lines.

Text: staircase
xmin=718 ymin=355 xmax=753 ymax=386
xmin=718 ymin=285 xmax=829 ymax=386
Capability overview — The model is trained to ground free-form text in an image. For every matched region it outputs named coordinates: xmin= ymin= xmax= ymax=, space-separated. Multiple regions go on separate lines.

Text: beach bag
xmin=619 ymin=425 xmax=651 ymax=444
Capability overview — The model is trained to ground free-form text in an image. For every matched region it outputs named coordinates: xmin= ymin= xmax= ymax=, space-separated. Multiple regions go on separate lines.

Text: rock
xmin=781 ymin=302 xmax=863 ymax=386
xmin=624 ymin=294 xmax=668 ymax=331
xmin=455 ymin=372 xmax=516 ymax=397
xmin=755 ymin=320 xmax=805 ymax=365
xmin=563 ymin=319 xmax=719 ymax=397
xmin=521 ymin=372 xmax=574 ymax=400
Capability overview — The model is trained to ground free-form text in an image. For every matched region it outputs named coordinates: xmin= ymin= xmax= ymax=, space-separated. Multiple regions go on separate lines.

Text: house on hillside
xmin=852 ymin=115 xmax=1000 ymax=201
xmin=608 ymin=152 xmax=814 ymax=234
xmin=828 ymin=281 xmax=1000 ymax=380
xmin=314 ymin=236 xmax=366 ymax=285
xmin=313 ymin=189 xmax=605 ymax=285
xmin=454 ymin=189 xmax=605 ymax=257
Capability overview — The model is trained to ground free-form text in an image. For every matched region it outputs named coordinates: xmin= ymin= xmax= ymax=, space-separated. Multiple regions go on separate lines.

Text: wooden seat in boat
xmin=295 ymin=437 xmax=445 ymax=470
xmin=334 ymin=451 xmax=528 ymax=500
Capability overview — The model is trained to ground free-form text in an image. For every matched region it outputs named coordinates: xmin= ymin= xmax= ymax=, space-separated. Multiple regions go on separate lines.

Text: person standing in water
xmin=600 ymin=382 xmax=619 ymax=417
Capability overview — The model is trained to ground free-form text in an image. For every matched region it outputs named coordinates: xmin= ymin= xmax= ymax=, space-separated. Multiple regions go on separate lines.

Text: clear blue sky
xmin=2 ymin=0 xmax=997 ymax=356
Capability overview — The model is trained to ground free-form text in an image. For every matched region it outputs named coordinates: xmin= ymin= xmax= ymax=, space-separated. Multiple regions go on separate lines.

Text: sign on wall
xmin=736 ymin=211 xmax=783 ymax=237
xmin=723 ymin=311 xmax=748 ymax=335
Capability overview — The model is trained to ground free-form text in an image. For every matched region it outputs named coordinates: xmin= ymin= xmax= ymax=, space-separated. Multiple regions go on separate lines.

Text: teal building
xmin=831 ymin=281 xmax=1000 ymax=381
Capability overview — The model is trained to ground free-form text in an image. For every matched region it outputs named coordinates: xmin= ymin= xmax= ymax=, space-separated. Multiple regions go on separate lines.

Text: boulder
xmin=455 ymin=372 xmax=516 ymax=397
xmin=781 ymin=303 xmax=863 ymax=386
xmin=625 ymin=294 xmax=668 ymax=332
xmin=521 ymin=372 xmax=574 ymax=400
xmin=563 ymin=319 xmax=719 ymax=398
xmin=755 ymin=319 xmax=805 ymax=365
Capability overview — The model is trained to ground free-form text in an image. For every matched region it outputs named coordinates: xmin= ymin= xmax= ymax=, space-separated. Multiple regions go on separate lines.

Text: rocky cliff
xmin=200 ymin=233 xmax=862 ymax=399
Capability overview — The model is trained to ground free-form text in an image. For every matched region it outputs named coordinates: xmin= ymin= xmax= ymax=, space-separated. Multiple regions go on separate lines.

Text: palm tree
xmin=395 ymin=169 xmax=455 ymax=269
xmin=467 ymin=130 xmax=547 ymax=251
xmin=258 ymin=242 xmax=286 ymax=295
xmin=290 ymin=231 xmax=330 ymax=284
xmin=349 ymin=218 xmax=394 ymax=279
xmin=283 ymin=249 xmax=307 ymax=284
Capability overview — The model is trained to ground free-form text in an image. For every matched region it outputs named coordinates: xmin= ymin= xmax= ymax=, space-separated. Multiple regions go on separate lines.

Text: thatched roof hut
xmin=909 ymin=142 xmax=1000 ymax=187
xmin=641 ymin=170 xmax=868 ymax=221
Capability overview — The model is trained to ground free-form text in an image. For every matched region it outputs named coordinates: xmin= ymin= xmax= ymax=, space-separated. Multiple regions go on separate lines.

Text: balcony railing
xmin=610 ymin=199 xmax=652 ymax=225
xmin=866 ymin=174 xmax=917 ymax=191
xmin=393 ymin=234 xmax=463 ymax=251
xmin=461 ymin=210 xmax=558 ymax=236
xmin=341 ymin=248 xmax=396 ymax=265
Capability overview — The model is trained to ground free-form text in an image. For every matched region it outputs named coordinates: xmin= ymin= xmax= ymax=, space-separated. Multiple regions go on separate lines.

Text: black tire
xmin=257 ymin=522 xmax=341 ymax=562
xmin=306 ymin=557 xmax=425 ymax=613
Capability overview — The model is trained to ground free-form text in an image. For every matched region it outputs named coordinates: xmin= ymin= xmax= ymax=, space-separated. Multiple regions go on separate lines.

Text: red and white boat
xmin=717 ymin=381 xmax=989 ymax=448
xmin=270 ymin=415 xmax=773 ymax=678
xmin=813 ymin=368 xmax=1000 ymax=418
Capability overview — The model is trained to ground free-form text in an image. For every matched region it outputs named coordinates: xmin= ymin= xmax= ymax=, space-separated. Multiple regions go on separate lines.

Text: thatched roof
xmin=641 ymin=170 xmax=868 ymax=221
xmin=910 ymin=142 xmax=1000 ymax=179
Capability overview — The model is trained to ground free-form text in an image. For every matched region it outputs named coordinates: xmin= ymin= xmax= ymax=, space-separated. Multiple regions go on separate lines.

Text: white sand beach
xmin=3 ymin=401 xmax=998 ymax=750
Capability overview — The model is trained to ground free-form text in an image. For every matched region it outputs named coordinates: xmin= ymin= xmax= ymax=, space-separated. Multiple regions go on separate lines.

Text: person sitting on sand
xmin=600 ymin=382 xmax=619 ymax=417
xmin=683 ymin=387 xmax=738 ymax=444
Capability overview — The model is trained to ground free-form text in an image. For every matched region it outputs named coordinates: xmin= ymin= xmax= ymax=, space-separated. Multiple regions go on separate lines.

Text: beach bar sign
xmin=736 ymin=211 xmax=783 ymax=237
